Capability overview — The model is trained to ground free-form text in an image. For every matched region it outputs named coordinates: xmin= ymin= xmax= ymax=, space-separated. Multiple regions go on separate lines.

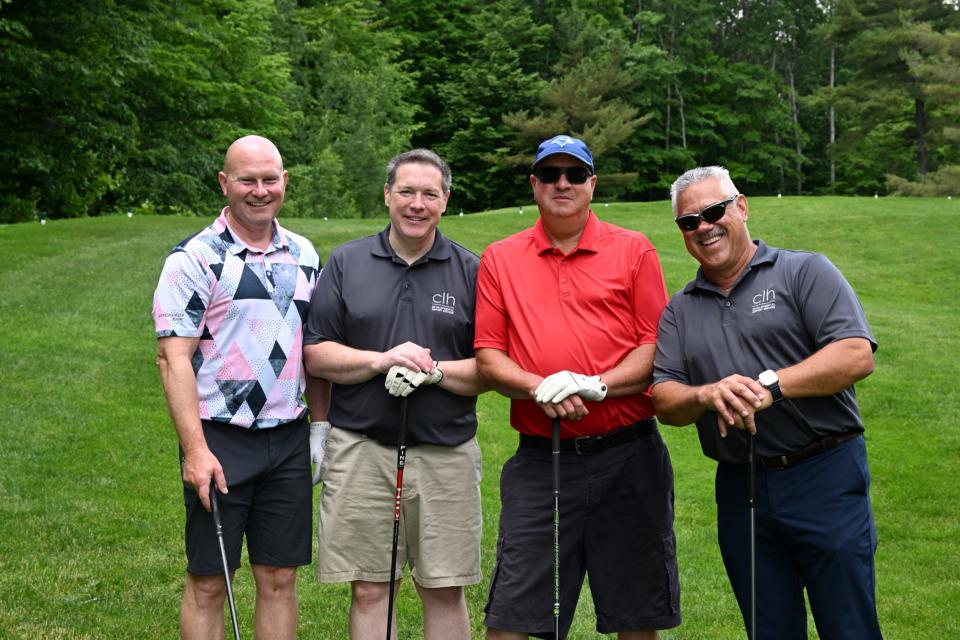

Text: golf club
xmin=552 ymin=416 xmax=561 ymax=639
xmin=210 ymin=482 xmax=241 ymax=640
xmin=748 ymin=433 xmax=756 ymax=640
xmin=385 ymin=396 xmax=409 ymax=640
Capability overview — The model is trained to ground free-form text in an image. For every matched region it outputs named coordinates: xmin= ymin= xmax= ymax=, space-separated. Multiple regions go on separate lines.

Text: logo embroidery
xmin=752 ymin=288 xmax=776 ymax=314
xmin=548 ymin=135 xmax=576 ymax=148
xmin=432 ymin=292 xmax=456 ymax=315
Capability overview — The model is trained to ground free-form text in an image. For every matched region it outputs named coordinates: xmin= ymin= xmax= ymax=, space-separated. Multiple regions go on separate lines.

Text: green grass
xmin=0 ymin=196 xmax=957 ymax=638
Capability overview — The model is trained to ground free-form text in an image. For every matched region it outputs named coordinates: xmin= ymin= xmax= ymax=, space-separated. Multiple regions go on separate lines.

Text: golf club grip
xmin=210 ymin=483 xmax=223 ymax=532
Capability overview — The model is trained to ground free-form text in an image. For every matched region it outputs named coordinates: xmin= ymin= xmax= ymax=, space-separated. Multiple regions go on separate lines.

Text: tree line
xmin=2 ymin=0 xmax=958 ymax=223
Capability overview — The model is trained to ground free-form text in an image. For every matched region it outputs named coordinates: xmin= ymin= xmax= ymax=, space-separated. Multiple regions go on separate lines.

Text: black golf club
xmin=210 ymin=482 xmax=241 ymax=640
xmin=748 ymin=433 xmax=757 ymax=640
xmin=386 ymin=397 xmax=409 ymax=640
xmin=552 ymin=416 xmax=561 ymax=639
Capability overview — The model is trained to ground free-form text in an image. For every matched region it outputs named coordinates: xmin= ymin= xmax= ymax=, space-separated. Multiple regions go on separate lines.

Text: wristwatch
xmin=758 ymin=369 xmax=783 ymax=404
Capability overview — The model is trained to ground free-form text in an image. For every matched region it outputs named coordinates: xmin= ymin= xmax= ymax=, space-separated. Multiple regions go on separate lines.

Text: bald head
xmin=223 ymin=135 xmax=284 ymax=175
xmin=218 ymin=136 xmax=289 ymax=242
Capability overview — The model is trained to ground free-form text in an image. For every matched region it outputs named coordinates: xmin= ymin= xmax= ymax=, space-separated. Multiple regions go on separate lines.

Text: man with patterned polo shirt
xmin=154 ymin=135 xmax=329 ymax=640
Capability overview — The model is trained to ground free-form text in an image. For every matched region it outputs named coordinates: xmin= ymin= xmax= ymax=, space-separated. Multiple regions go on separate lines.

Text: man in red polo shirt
xmin=476 ymin=135 xmax=680 ymax=640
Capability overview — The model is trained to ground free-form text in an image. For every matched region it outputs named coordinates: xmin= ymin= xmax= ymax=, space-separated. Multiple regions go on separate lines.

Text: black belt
xmin=519 ymin=418 xmax=657 ymax=456
xmin=759 ymin=430 xmax=862 ymax=470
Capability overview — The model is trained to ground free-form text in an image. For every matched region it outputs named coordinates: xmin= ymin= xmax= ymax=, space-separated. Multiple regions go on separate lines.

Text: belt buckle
xmin=573 ymin=435 xmax=597 ymax=455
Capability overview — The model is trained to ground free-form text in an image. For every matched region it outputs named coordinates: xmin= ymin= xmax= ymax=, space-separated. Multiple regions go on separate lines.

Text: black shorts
xmin=182 ymin=417 xmax=312 ymax=575
xmin=484 ymin=429 xmax=681 ymax=638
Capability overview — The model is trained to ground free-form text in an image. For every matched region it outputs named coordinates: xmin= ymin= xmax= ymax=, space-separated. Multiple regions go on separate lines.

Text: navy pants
xmin=716 ymin=436 xmax=882 ymax=639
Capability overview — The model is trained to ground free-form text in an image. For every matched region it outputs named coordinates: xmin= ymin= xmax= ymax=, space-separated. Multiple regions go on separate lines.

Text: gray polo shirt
xmin=653 ymin=240 xmax=877 ymax=463
xmin=304 ymin=226 xmax=479 ymax=446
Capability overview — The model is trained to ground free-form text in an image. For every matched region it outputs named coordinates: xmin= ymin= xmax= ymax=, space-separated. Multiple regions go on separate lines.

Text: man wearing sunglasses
xmin=652 ymin=166 xmax=882 ymax=639
xmin=475 ymin=135 xmax=680 ymax=639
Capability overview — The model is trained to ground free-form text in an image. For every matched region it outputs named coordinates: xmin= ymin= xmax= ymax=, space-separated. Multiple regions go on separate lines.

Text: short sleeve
xmin=473 ymin=248 xmax=509 ymax=351
xmin=152 ymin=250 xmax=212 ymax=338
xmin=652 ymin=300 xmax=690 ymax=386
xmin=304 ymin=251 xmax=345 ymax=345
xmin=632 ymin=247 xmax=669 ymax=345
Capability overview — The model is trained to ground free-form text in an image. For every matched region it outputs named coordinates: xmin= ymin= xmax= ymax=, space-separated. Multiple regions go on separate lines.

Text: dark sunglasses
xmin=675 ymin=196 xmax=738 ymax=232
xmin=534 ymin=166 xmax=593 ymax=184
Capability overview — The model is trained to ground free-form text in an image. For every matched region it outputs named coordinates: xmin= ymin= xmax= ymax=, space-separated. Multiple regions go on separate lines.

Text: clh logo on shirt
xmin=752 ymin=288 xmax=776 ymax=314
xmin=432 ymin=292 xmax=456 ymax=315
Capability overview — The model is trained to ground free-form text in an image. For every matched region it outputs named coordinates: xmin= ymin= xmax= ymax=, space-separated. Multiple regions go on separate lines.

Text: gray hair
xmin=670 ymin=166 xmax=739 ymax=213
xmin=385 ymin=149 xmax=452 ymax=193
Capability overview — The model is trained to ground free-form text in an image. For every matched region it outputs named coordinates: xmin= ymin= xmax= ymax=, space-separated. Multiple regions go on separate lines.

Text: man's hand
xmin=385 ymin=361 xmax=443 ymax=397
xmin=310 ymin=421 xmax=332 ymax=484
xmin=181 ymin=447 xmax=227 ymax=512
xmin=535 ymin=371 xmax=608 ymax=404
xmin=376 ymin=341 xmax=434 ymax=375
xmin=694 ymin=374 xmax=765 ymax=437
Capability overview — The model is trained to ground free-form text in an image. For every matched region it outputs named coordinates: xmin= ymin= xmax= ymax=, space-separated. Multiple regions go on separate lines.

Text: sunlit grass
xmin=0 ymin=195 xmax=957 ymax=637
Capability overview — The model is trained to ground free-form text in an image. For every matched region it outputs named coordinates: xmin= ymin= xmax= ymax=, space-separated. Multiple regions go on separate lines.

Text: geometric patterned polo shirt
xmin=153 ymin=209 xmax=320 ymax=429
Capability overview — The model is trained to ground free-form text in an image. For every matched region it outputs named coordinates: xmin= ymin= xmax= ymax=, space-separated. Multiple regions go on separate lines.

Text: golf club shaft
xmin=386 ymin=397 xmax=409 ymax=640
xmin=210 ymin=483 xmax=241 ymax=640
xmin=748 ymin=434 xmax=756 ymax=640
xmin=552 ymin=417 xmax=560 ymax=639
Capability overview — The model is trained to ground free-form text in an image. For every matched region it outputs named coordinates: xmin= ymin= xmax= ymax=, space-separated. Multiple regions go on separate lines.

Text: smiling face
xmin=674 ymin=177 xmax=755 ymax=286
xmin=384 ymin=161 xmax=449 ymax=254
xmin=218 ymin=137 xmax=287 ymax=242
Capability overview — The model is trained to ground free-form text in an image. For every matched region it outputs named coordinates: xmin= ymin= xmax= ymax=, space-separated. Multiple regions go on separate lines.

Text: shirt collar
xmin=215 ymin=208 xmax=287 ymax=256
xmin=683 ymin=240 xmax=777 ymax=295
xmin=533 ymin=210 xmax=600 ymax=255
xmin=371 ymin=224 xmax=452 ymax=264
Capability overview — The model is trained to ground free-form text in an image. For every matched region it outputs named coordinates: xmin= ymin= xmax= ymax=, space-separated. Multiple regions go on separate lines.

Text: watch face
xmin=759 ymin=370 xmax=778 ymax=387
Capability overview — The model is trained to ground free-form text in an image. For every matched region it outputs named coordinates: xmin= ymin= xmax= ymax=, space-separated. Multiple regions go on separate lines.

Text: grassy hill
xmin=0 ymin=196 xmax=957 ymax=638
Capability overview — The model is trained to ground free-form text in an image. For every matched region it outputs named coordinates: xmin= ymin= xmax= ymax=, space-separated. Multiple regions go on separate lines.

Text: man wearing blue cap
xmin=475 ymin=135 xmax=680 ymax=639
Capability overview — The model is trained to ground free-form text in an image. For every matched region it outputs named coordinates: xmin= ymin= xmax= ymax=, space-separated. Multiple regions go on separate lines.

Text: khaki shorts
xmin=316 ymin=427 xmax=482 ymax=588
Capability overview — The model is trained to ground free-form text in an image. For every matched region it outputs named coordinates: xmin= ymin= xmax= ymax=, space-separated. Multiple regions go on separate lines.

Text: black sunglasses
xmin=534 ymin=166 xmax=593 ymax=184
xmin=675 ymin=196 xmax=738 ymax=232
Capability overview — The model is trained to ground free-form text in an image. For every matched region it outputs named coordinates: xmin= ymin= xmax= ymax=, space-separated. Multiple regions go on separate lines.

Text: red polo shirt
xmin=475 ymin=212 xmax=668 ymax=438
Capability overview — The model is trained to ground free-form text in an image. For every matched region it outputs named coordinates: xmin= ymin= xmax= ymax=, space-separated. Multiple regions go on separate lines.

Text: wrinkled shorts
xmin=316 ymin=427 xmax=482 ymax=588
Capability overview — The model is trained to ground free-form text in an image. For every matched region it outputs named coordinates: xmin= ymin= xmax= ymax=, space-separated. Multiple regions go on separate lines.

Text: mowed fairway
xmin=1 ymin=196 xmax=957 ymax=639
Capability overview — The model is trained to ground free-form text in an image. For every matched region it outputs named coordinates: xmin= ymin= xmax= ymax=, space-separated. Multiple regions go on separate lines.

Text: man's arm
xmin=156 ymin=336 xmax=224 ymax=510
xmin=774 ymin=337 xmax=874 ymax=399
xmin=304 ymin=340 xmax=434 ymax=385
xmin=653 ymin=337 xmax=875 ymax=434
xmin=599 ymin=343 xmax=656 ymax=398
xmin=305 ymin=373 xmax=331 ymax=420
xmin=434 ymin=357 xmax=489 ymax=397
xmin=477 ymin=347 xmax=588 ymax=420
xmin=652 ymin=376 xmax=764 ymax=436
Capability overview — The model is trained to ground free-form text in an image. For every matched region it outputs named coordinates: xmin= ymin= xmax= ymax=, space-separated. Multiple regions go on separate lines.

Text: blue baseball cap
xmin=532 ymin=135 xmax=594 ymax=173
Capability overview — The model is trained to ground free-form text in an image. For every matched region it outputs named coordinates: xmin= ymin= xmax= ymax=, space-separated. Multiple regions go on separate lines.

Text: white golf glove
xmin=309 ymin=421 xmax=332 ymax=485
xmin=535 ymin=371 xmax=608 ymax=404
xmin=385 ymin=362 xmax=443 ymax=397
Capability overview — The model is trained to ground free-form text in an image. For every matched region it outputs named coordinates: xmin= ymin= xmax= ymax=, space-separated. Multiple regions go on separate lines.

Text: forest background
xmin=2 ymin=0 xmax=959 ymax=225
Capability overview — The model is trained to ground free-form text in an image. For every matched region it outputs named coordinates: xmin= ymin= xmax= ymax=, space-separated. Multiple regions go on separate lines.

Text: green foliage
xmin=280 ymin=0 xmax=415 ymax=218
xmin=886 ymin=164 xmax=960 ymax=195
xmin=1 ymin=0 xmax=959 ymax=219
xmin=832 ymin=0 xmax=960 ymax=188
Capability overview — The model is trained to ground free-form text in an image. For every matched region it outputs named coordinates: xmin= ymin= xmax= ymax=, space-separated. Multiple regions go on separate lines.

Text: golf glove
xmin=535 ymin=370 xmax=608 ymax=404
xmin=385 ymin=361 xmax=443 ymax=397
xmin=309 ymin=421 xmax=332 ymax=485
